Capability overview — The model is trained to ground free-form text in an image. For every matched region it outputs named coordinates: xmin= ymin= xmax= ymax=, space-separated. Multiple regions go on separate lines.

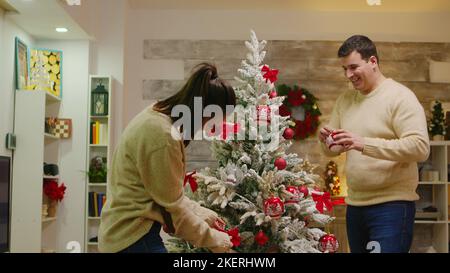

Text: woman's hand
xmin=212 ymin=217 xmax=226 ymax=231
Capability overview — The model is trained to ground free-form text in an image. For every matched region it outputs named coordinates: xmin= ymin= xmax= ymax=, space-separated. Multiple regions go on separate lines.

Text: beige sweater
xmin=322 ymin=78 xmax=430 ymax=206
xmin=98 ymin=107 xmax=231 ymax=253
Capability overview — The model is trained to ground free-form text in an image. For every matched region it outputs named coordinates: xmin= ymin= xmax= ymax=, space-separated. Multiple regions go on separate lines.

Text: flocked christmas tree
xmin=168 ymin=31 xmax=337 ymax=253
xmin=428 ymin=100 xmax=446 ymax=139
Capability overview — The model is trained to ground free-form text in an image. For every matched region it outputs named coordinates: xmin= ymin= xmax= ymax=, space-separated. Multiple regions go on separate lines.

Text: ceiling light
xmin=56 ymin=27 xmax=68 ymax=33
xmin=367 ymin=0 xmax=381 ymax=6
xmin=66 ymin=0 xmax=81 ymax=5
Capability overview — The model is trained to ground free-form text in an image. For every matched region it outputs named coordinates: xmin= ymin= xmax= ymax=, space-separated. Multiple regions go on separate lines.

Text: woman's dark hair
xmin=338 ymin=35 xmax=379 ymax=64
xmin=153 ymin=63 xmax=236 ymax=146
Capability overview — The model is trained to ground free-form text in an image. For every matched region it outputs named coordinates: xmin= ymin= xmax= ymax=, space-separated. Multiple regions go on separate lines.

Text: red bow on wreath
xmin=312 ymin=192 xmax=333 ymax=213
xmin=288 ymin=90 xmax=306 ymax=106
xmin=184 ymin=171 xmax=198 ymax=192
xmin=261 ymin=65 xmax=279 ymax=83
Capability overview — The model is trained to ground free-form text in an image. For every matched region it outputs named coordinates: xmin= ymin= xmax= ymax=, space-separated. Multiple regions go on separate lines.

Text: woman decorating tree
xmin=98 ymin=63 xmax=236 ymax=253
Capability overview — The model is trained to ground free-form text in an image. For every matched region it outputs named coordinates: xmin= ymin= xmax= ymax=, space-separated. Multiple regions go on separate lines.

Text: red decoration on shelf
xmin=183 ymin=171 xmax=198 ymax=192
xmin=318 ymin=234 xmax=339 ymax=253
xmin=285 ymin=186 xmax=301 ymax=204
xmin=269 ymin=90 xmax=278 ymax=98
xmin=274 ymin=157 xmax=287 ymax=170
xmin=256 ymin=105 xmax=271 ymax=124
xmin=227 ymin=227 xmax=241 ymax=247
xmin=43 ymin=180 xmax=66 ymax=202
xmin=261 ymin=65 xmax=279 ymax=83
xmin=283 ymin=128 xmax=295 ymax=140
xmin=264 ymin=197 xmax=285 ymax=218
xmin=312 ymin=191 xmax=333 ymax=213
xmin=255 ymin=230 xmax=269 ymax=246
xmin=298 ymin=185 xmax=309 ymax=198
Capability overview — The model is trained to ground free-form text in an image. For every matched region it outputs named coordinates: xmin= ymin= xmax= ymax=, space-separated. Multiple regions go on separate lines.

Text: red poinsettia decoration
xmin=43 ymin=180 xmax=66 ymax=202
xmin=226 ymin=227 xmax=241 ymax=247
xmin=255 ymin=230 xmax=269 ymax=246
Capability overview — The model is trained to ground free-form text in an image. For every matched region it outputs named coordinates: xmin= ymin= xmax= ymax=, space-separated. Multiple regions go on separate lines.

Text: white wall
xmin=123 ymin=9 xmax=450 ymax=125
xmin=0 ymin=12 xmax=34 ymax=157
xmin=35 ymin=39 xmax=90 ymax=252
xmin=62 ymin=0 xmax=127 ymax=151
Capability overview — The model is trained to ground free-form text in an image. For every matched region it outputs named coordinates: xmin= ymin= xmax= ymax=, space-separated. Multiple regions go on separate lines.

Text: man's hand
xmin=332 ymin=129 xmax=364 ymax=152
xmin=319 ymin=127 xmax=333 ymax=143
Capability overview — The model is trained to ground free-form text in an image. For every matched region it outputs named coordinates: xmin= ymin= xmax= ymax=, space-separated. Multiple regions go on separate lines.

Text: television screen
xmin=0 ymin=156 xmax=11 ymax=253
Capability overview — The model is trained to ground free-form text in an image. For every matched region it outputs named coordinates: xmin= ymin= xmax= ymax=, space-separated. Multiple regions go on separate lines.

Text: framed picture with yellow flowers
xmin=29 ymin=48 xmax=63 ymax=98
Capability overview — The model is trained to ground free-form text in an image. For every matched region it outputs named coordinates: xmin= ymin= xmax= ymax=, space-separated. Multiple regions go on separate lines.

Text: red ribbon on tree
xmin=255 ymin=230 xmax=269 ymax=246
xmin=312 ymin=192 xmax=333 ymax=213
xmin=184 ymin=171 xmax=198 ymax=192
xmin=226 ymin=227 xmax=241 ymax=247
xmin=261 ymin=65 xmax=279 ymax=83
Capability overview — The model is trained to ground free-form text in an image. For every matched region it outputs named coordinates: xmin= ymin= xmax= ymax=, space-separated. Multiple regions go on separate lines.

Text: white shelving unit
xmin=85 ymin=76 xmax=112 ymax=253
xmin=413 ymin=141 xmax=450 ymax=253
xmin=11 ymin=90 xmax=62 ymax=252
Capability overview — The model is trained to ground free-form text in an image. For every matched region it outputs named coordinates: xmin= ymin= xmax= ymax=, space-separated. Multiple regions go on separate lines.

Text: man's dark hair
xmin=338 ymin=35 xmax=379 ymax=63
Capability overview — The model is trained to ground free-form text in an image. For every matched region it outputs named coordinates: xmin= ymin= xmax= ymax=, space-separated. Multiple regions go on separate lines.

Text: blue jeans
xmin=119 ymin=222 xmax=167 ymax=253
xmin=346 ymin=201 xmax=415 ymax=253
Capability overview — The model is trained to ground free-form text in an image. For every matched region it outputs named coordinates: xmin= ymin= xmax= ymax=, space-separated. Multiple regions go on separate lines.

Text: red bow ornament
xmin=208 ymin=122 xmax=240 ymax=140
xmin=312 ymin=191 xmax=333 ymax=213
xmin=261 ymin=65 xmax=279 ymax=83
xmin=183 ymin=171 xmax=198 ymax=192
xmin=226 ymin=227 xmax=241 ymax=247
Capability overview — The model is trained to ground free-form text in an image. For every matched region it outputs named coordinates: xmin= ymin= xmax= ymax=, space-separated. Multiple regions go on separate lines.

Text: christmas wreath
xmin=277 ymin=84 xmax=321 ymax=140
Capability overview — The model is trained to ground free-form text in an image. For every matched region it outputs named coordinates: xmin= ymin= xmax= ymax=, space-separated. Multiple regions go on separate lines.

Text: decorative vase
xmin=433 ymin=135 xmax=444 ymax=141
xmin=47 ymin=199 xmax=58 ymax=217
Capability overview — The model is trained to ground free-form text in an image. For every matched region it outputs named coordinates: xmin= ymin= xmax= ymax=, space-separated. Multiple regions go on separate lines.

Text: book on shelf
xmin=90 ymin=121 xmax=108 ymax=145
xmin=89 ymin=191 xmax=107 ymax=217
xmin=99 ymin=123 xmax=109 ymax=145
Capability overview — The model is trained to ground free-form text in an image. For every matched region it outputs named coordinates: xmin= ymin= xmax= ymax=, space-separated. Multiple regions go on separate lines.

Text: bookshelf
xmin=10 ymin=90 xmax=62 ymax=252
xmin=85 ymin=76 xmax=112 ymax=253
xmin=412 ymin=141 xmax=450 ymax=253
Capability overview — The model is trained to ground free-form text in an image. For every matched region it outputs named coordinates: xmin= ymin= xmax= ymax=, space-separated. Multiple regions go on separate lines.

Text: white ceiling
xmin=3 ymin=0 xmax=90 ymax=40
xmin=128 ymin=0 xmax=450 ymax=12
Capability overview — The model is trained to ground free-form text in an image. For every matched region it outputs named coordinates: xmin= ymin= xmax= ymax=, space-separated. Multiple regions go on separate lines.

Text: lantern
xmin=91 ymin=81 xmax=109 ymax=116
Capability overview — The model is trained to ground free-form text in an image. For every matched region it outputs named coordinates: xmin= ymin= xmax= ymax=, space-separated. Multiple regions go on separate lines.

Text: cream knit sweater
xmin=98 ymin=107 xmax=231 ymax=252
xmin=322 ymin=78 xmax=430 ymax=206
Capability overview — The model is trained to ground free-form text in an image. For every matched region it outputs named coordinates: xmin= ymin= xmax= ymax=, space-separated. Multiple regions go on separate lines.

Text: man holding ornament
xmin=318 ymin=35 xmax=430 ymax=253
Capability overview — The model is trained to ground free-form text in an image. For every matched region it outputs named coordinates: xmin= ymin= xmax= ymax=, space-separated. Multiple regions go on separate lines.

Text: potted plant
xmin=43 ymin=179 xmax=66 ymax=217
xmin=88 ymin=156 xmax=107 ymax=183
xmin=429 ymin=100 xmax=446 ymax=141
